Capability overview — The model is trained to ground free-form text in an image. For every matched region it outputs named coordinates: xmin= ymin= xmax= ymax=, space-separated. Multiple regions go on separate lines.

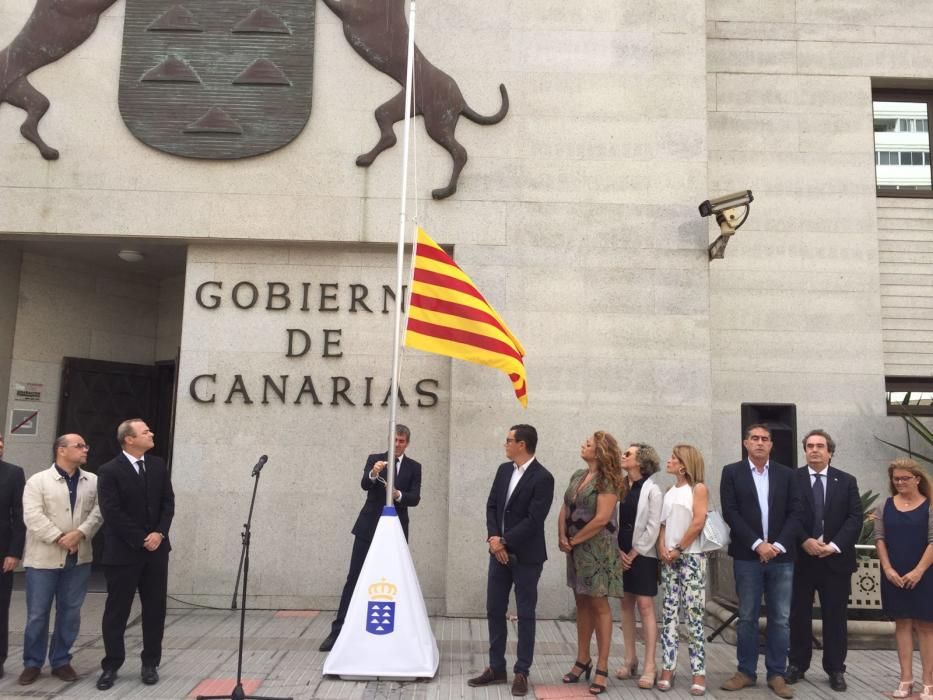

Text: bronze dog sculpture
xmin=321 ymin=0 xmax=509 ymax=199
xmin=0 ymin=0 xmax=119 ymax=160
xmin=2 ymin=0 xmax=507 ymax=200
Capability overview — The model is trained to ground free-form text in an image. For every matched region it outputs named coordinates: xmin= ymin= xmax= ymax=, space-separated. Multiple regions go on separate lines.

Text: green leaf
xmin=904 ymin=413 xmax=933 ymax=444
xmin=873 ymin=436 xmax=933 ymax=465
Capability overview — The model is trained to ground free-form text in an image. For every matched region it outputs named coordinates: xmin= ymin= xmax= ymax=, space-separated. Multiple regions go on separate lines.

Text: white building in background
xmin=874 ymin=100 xmax=932 ymax=189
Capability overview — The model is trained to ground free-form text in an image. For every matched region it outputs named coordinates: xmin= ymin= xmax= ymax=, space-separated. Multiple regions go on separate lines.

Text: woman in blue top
xmin=874 ymin=458 xmax=933 ymax=700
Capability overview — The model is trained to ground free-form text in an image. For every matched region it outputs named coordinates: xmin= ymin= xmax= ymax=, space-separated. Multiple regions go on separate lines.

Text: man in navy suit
xmin=786 ymin=430 xmax=862 ymax=692
xmin=95 ymin=419 xmax=174 ymax=691
xmin=468 ymin=424 xmax=554 ymax=697
xmin=0 ymin=432 xmax=26 ymax=680
xmin=319 ymin=424 xmax=422 ymax=652
xmin=720 ymin=423 xmax=802 ymax=699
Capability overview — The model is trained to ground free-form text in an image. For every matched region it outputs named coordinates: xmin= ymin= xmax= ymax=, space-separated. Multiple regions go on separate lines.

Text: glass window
xmin=873 ymin=96 xmax=932 ymax=194
xmin=875 ymin=117 xmax=897 ymax=132
xmin=886 ymin=377 xmax=933 ymax=416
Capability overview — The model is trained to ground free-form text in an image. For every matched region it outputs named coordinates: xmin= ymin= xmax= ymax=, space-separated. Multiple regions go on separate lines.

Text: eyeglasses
xmin=892 ymin=476 xmax=918 ymax=483
xmin=68 ymin=443 xmax=90 ymax=450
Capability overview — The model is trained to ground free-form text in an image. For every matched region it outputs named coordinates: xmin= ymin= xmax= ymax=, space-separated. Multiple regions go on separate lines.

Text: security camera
xmin=698 ymin=190 xmax=753 ymax=218
xmin=699 ymin=189 xmax=754 ymax=261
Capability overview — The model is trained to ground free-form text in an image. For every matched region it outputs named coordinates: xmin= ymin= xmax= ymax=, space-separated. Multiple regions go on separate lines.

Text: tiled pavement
xmin=0 ymin=588 xmax=920 ymax=700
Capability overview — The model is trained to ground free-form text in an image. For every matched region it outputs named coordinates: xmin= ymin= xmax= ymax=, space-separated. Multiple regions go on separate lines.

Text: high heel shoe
xmin=690 ymin=675 xmax=707 ymax=696
xmin=921 ymin=683 xmax=933 ymax=700
xmin=589 ymin=668 xmax=609 ymax=695
xmin=657 ymin=669 xmax=675 ymax=692
xmin=893 ymin=680 xmax=914 ymax=698
xmin=562 ymin=660 xmax=592 ymax=684
xmin=637 ymin=664 xmax=656 ymax=690
xmin=615 ymin=659 xmax=637 ymax=680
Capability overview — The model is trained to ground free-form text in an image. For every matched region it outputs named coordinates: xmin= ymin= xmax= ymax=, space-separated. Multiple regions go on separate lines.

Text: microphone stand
xmin=198 ymin=457 xmax=291 ymax=700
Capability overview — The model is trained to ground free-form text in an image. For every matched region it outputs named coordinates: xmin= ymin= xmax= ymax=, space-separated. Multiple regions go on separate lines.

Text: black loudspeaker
xmin=740 ymin=403 xmax=797 ymax=468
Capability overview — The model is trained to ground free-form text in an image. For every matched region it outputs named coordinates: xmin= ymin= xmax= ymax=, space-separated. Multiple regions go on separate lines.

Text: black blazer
xmin=97 ymin=453 xmax=175 ymax=565
xmin=0 ymin=460 xmax=25 ymax=560
xmin=720 ymin=459 xmax=802 ymax=563
xmin=794 ymin=465 xmax=862 ymax=574
xmin=352 ymin=452 xmax=422 ymax=542
xmin=485 ymin=458 xmax=555 ymax=565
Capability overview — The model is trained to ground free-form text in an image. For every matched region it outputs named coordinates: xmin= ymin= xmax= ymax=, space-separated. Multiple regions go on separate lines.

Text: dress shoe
xmin=511 ymin=672 xmax=529 ymax=697
xmin=96 ymin=669 xmax=117 ymax=690
xmin=784 ymin=665 xmax=805 ymax=684
xmin=319 ymin=631 xmax=338 ymax=652
xmin=18 ymin=666 xmax=41 ymax=685
xmin=467 ymin=667 xmax=507 ymax=687
xmin=829 ymin=672 xmax=846 ymax=692
xmin=52 ymin=663 xmax=79 ymax=682
xmin=767 ymin=676 xmax=794 ymax=698
xmin=721 ymin=672 xmax=755 ymax=691
xmin=141 ymin=665 xmax=159 ymax=685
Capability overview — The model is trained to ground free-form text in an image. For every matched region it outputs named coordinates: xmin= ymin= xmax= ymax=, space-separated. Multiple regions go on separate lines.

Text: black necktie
xmin=137 ymin=460 xmax=146 ymax=478
xmin=812 ymin=473 xmax=824 ymax=539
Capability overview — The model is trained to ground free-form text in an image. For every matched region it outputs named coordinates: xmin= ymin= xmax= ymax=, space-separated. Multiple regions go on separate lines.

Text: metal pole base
xmin=197 ymin=683 xmax=292 ymax=700
xmin=706 ymin=611 xmax=737 ymax=642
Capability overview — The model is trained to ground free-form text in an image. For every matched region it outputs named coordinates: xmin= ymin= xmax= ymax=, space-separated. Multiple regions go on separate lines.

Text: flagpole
xmin=386 ymin=0 xmax=417 ymax=507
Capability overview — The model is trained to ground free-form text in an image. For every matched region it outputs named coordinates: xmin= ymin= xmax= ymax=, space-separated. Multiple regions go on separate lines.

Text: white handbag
xmin=699 ymin=509 xmax=730 ymax=552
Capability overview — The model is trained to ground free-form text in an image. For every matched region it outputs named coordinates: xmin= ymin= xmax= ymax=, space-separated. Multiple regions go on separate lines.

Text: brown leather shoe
xmin=768 ymin=676 xmax=794 ymax=698
xmin=721 ymin=672 xmax=755 ymax=691
xmin=467 ymin=667 xmax=507 ymax=687
xmin=18 ymin=666 xmax=41 ymax=685
xmin=511 ymin=672 xmax=529 ymax=696
xmin=52 ymin=663 xmax=79 ymax=682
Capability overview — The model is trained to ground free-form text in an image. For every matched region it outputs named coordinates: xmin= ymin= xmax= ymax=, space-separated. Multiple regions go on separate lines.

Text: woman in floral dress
xmin=557 ymin=431 xmax=625 ymax=695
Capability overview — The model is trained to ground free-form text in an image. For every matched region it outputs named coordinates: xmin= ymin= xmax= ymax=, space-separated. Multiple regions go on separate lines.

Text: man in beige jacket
xmin=18 ymin=434 xmax=102 ymax=686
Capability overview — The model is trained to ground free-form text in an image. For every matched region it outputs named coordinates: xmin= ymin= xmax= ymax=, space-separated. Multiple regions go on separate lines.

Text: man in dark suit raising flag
xmin=96 ymin=419 xmax=174 ymax=691
xmin=319 ymin=424 xmax=422 ymax=652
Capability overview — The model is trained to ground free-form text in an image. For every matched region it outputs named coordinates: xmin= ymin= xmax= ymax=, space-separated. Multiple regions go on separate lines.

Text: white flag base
xmin=336 ymin=675 xmax=419 ymax=682
xmin=322 ymin=506 xmax=439 ymax=680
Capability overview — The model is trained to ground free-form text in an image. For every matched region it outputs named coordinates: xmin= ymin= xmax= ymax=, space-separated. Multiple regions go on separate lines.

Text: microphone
xmin=251 ymin=455 xmax=268 ymax=476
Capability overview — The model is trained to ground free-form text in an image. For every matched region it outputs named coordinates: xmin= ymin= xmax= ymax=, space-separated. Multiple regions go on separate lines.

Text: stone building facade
xmin=0 ymin=0 xmax=929 ymax=616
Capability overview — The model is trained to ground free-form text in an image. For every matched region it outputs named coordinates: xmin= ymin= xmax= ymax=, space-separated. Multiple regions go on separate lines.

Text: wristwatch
xmin=673 ymin=544 xmax=684 ymax=553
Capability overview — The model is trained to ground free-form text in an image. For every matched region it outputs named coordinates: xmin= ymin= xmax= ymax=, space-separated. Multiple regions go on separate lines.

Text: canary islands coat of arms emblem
xmin=366 ymin=578 xmax=397 ymax=636
xmin=118 ymin=0 xmax=315 ymax=159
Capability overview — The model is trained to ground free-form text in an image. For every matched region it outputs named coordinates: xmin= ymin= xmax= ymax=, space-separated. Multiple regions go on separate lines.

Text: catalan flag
xmin=405 ymin=227 xmax=528 ymax=407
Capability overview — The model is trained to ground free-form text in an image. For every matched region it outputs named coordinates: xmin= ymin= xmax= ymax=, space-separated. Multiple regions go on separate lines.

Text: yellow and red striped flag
xmin=405 ymin=227 xmax=527 ymax=407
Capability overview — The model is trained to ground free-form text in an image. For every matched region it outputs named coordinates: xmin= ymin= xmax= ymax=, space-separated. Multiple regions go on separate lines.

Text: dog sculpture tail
xmin=462 ymin=84 xmax=509 ymax=125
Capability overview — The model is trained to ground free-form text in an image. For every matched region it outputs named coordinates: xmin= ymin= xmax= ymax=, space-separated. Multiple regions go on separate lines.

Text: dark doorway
xmin=57 ymin=357 xmax=177 ymax=567
xmin=57 ymin=357 xmax=176 ymax=472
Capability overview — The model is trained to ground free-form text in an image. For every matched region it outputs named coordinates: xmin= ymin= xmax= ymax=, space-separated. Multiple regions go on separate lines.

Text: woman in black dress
xmin=616 ymin=442 xmax=662 ymax=689
xmin=874 ymin=458 xmax=933 ymax=699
